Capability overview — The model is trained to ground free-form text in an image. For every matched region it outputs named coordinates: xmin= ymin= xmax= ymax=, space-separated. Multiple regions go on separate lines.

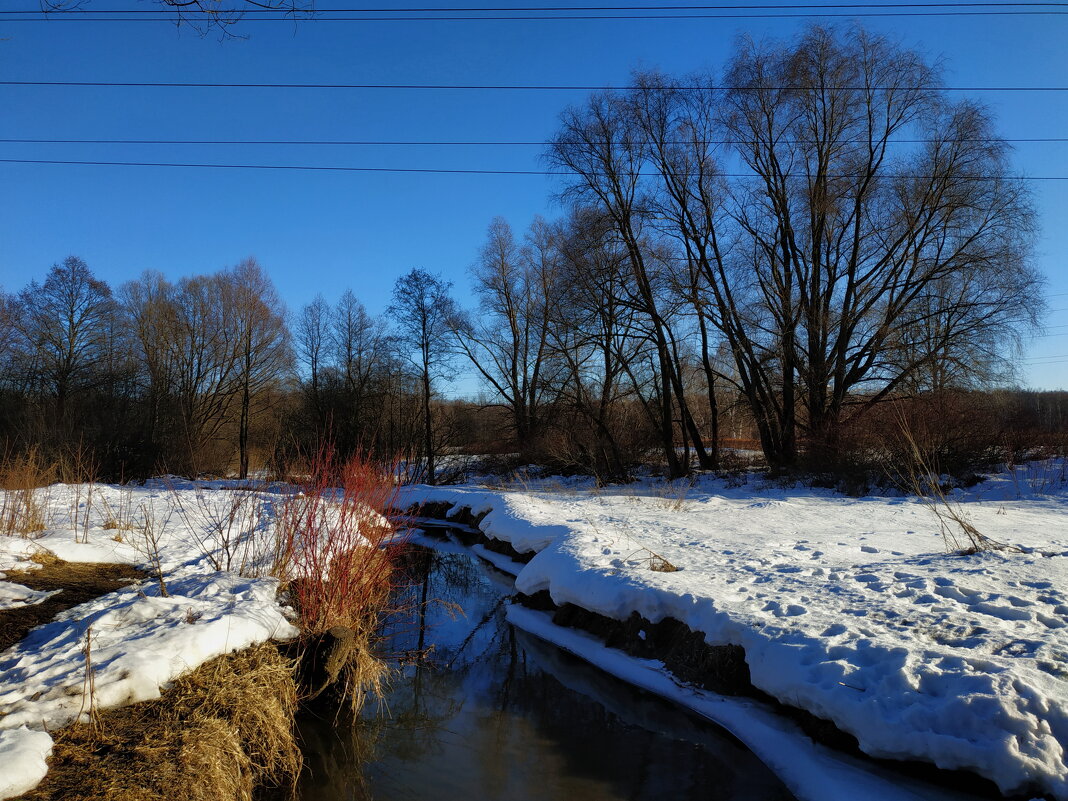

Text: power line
xmin=3 ymin=80 xmax=1067 ymax=91
xmin=7 ymin=3 xmax=1068 ymax=13
xmin=1 ymin=156 xmax=1065 ymax=178
xmin=3 ymin=136 xmax=1067 ymax=146
xmin=5 ymin=8 xmax=1068 ymax=19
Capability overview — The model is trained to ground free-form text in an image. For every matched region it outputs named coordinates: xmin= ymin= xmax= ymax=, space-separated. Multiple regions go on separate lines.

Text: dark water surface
xmin=297 ymin=539 xmax=795 ymax=801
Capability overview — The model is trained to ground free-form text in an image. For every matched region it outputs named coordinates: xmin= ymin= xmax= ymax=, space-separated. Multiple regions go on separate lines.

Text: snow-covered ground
xmin=2 ymin=465 xmax=1065 ymax=800
xmin=0 ymin=481 xmax=298 ymax=800
xmin=399 ymin=463 xmax=1068 ymax=801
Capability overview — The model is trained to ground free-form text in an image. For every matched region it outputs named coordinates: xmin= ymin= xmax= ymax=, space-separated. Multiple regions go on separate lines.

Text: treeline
xmin=0 ymin=247 xmax=1063 ymax=485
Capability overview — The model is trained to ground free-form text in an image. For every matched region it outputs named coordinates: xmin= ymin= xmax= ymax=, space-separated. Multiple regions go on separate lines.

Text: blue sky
xmin=0 ymin=3 xmax=1066 ymax=392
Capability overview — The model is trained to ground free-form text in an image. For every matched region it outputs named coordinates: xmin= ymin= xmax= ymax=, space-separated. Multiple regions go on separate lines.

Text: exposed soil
xmin=0 ymin=559 xmax=144 ymax=652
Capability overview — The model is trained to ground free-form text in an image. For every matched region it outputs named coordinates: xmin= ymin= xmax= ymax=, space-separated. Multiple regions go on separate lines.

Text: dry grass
xmin=891 ymin=409 xmax=1010 ymax=553
xmin=0 ymin=447 xmax=56 ymax=536
xmin=18 ymin=643 xmax=301 ymax=801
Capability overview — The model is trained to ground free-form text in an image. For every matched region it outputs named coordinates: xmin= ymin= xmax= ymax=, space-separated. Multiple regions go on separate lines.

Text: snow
xmin=0 ymin=481 xmax=302 ymax=799
xmin=0 ymin=728 xmax=51 ymax=799
xmin=0 ymin=582 xmax=57 ymax=612
xmin=404 ymin=465 xmax=1068 ymax=800
xmin=3 ymin=467 xmax=1065 ymax=799
xmin=0 ymin=570 xmax=296 ymax=732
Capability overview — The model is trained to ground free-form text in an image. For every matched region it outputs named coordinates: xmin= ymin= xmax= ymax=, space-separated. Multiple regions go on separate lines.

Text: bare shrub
xmin=169 ymin=483 xmax=268 ymax=574
xmin=137 ymin=502 xmax=171 ymax=597
xmin=101 ymin=487 xmax=136 ymax=532
xmin=275 ymin=449 xmax=402 ymax=634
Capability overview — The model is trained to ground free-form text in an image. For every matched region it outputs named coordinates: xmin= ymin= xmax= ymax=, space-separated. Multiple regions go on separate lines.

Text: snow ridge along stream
xmin=400 ymin=468 xmax=1068 ymax=801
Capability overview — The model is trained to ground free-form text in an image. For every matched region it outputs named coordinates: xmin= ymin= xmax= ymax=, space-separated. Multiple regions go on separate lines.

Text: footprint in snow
xmin=972 ymin=601 xmax=1032 ymax=622
xmin=860 ymin=545 xmax=879 ymax=554
xmin=761 ymin=600 xmax=807 ymax=617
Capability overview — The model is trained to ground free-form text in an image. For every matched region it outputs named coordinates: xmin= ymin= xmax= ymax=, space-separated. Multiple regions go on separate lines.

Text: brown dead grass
xmin=17 ymin=642 xmax=301 ymax=801
xmin=0 ymin=559 xmax=143 ymax=652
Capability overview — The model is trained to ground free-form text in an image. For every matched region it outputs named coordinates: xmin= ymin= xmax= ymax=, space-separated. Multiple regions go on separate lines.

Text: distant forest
xmin=2 ymin=26 xmax=1066 ymax=483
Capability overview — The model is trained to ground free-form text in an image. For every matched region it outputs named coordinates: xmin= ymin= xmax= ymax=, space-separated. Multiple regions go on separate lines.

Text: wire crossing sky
xmin=1 ymin=1 xmax=1065 ymax=389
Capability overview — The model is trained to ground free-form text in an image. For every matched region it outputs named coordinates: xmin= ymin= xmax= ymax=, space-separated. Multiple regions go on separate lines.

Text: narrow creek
xmin=297 ymin=536 xmax=795 ymax=801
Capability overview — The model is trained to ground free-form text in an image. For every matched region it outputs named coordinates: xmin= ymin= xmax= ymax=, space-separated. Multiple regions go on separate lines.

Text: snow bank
xmin=507 ymin=605 xmax=979 ymax=801
xmin=0 ymin=570 xmax=296 ymax=732
xmin=398 ymin=484 xmax=569 ymax=554
xmin=406 ymin=471 xmax=1068 ymax=799
xmin=0 ymin=728 xmax=52 ymax=800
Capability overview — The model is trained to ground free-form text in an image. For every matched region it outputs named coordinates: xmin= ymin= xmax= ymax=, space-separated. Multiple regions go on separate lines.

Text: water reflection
xmin=298 ymin=542 xmax=794 ymax=801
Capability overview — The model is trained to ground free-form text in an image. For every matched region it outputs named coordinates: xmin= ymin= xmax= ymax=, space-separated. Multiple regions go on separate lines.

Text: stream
xmin=297 ymin=536 xmax=795 ymax=801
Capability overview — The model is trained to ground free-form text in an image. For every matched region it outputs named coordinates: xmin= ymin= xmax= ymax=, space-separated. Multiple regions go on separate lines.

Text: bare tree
xmin=389 ymin=269 xmax=459 ymax=485
xmin=329 ymin=290 xmax=389 ymax=451
xmin=549 ymin=95 xmax=714 ymax=477
xmin=551 ymin=25 xmax=1042 ymax=471
xmin=38 ymin=0 xmax=315 ymax=35
xmin=454 ymin=216 xmax=560 ymax=455
xmin=549 ymin=208 xmax=653 ymax=478
xmin=225 ymin=258 xmax=291 ymax=479
xmin=296 ymin=294 xmax=330 ymax=409
xmin=14 ymin=257 xmax=118 ymax=428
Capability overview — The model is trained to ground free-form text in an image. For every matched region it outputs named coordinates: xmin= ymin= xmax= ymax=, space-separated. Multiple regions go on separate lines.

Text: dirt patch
xmin=0 ymin=559 xmax=144 ymax=652
xmin=16 ymin=642 xmax=301 ymax=801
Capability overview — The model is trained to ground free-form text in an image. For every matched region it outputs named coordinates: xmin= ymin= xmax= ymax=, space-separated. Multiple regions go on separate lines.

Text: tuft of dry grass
xmin=0 ymin=447 xmax=56 ymax=537
xmin=18 ymin=642 xmax=301 ymax=801
xmin=891 ymin=409 xmax=1011 ymax=554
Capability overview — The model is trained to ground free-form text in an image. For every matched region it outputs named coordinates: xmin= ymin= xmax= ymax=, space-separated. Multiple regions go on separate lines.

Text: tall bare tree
xmin=549 ymin=94 xmax=714 ymax=477
xmin=551 ymin=25 xmax=1042 ymax=470
xmin=225 ymin=258 xmax=291 ymax=479
xmin=454 ymin=216 xmax=560 ymax=454
xmin=389 ymin=269 xmax=458 ymax=485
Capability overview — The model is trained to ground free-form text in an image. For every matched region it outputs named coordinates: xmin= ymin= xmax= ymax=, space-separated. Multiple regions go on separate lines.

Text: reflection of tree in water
xmin=297 ymin=544 xmax=793 ymax=801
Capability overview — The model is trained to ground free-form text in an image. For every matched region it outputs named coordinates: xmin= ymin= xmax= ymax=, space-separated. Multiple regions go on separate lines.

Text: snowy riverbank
xmin=0 ymin=481 xmax=298 ymax=799
xmin=400 ymin=465 xmax=1068 ymax=801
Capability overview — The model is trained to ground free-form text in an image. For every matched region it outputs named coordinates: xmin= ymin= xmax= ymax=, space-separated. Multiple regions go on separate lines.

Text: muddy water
xmin=297 ymin=538 xmax=795 ymax=801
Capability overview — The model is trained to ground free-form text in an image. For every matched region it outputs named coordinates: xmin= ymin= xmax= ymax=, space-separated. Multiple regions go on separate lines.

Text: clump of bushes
xmin=274 ymin=448 xmax=406 ymax=715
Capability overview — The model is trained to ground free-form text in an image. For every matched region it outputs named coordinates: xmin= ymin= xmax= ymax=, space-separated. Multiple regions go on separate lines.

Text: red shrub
xmin=275 ymin=447 xmax=407 ymax=635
